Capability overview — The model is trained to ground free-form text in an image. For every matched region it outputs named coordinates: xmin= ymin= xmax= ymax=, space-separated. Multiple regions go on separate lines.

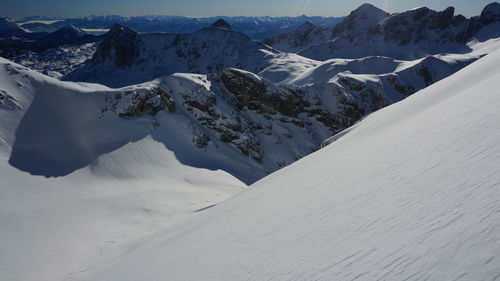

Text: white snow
xmin=0 ymin=58 xmax=245 ymax=281
xmin=68 ymin=44 xmax=500 ymax=281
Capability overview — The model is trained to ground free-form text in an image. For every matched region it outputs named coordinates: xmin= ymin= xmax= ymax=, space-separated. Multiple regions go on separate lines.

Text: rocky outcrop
xmin=217 ymin=68 xmax=308 ymax=117
xmin=0 ymin=89 xmax=21 ymax=110
xmin=101 ymin=87 xmax=175 ymax=118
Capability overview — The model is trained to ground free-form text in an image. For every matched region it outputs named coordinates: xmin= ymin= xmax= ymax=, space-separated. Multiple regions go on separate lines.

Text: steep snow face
xmin=70 ymin=43 xmax=500 ymax=281
xmin=64 ymin=23 xmax=278 ymax=87
xmin=0 ymin=58 xmax=245 ymax=281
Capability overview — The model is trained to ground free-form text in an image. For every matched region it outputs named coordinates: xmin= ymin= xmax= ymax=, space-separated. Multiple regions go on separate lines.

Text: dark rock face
xmin=432 ymin=7 xmax=456 ymax=30
xmin=480 ymin=2 xmax=500 ymax=25
xmin=376 ymin=7 xmax=465 ymax=45
xmin=211 ymin=19 xmax=232 ymax=31
xmin=92 ymin=24 xmax=141 ymax=68
xmin=331 ymin=3 xmax=389 ymax=40
xmin=218 ymin=69 xmax=308 ymax=117
xmin=373 ymin=3 xmax=500 ymax=45
xmin=101 ymin=87 xmax=176 ymax=118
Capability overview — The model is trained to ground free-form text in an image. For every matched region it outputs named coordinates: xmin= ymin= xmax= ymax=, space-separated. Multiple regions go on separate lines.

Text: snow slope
xmin=0 ymin=59 xmax=245 ymax=281
xmin=71 ymin=42 xmax=500 ymax=281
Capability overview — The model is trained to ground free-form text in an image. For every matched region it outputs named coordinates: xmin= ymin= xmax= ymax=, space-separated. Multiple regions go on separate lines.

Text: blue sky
xmin=1 ymin=0 xmax=495 ymax=18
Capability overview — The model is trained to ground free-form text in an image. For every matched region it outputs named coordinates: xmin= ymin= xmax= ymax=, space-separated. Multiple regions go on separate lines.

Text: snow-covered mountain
xmin=9 ymin=37 xmax=500 ymax=182
xmin=266 ymin=3 xmax=500 ymax=60
xmin=58 ymin=16 xmax=500 ymax=182
xmin=39 ymin=25 xmax=88 ymax=45
xmin=64 ymin=21 xmax=279 ymax=86
xmin=0 ymin=23 xmax=101 ymax=57
xmin=2 ymin=4 xmax=500 ymax=281
xmin=2 ymin=58 xmax=356 ymax=185
xmin=66 ymin=36 xmax=500 ymax=281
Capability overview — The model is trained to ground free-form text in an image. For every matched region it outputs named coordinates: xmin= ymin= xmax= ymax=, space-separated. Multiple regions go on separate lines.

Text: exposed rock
xmin=211 ymin=19 xmax=232 ymax=31
xmin=102 ymin=87 xmax=176 ymax=118
xmin=480 ymin=2 xmax=500 ymax=25
xmin=92 ymin=24 xmax=140 ymax=68
xmin=0 ymin=89 xmax=22 ymax=110
xmin=218 ymin=68 xmax=308 ymax=117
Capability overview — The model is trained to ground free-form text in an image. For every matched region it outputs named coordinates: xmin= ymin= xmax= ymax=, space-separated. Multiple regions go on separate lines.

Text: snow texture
xmin=68 ymin=40 xmax=500 ymax=281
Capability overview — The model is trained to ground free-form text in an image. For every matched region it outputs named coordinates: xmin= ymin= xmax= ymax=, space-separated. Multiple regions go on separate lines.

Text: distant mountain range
xmin=17 ymin=15 xmax=344 ymax=40
xmin=0 ymin=20 xmax=102 ymax=57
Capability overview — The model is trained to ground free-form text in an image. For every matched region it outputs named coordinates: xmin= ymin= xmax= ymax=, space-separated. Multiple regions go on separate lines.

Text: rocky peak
xmin=434 ymin=7 xmax=455 ymax=29
xmin=480 ymin=2 xmax=500 ymax=25
xmin=374 ymin=6 xmax=469 ymax=45
xmin=0 ymin=18 xmax=22 ymax=31
xmin=348 ymin=3 xmax=389 ymax=24
xmin=106 ymin=23 xmax=137 ymax=38
xmin=332 ymin=3 xmax=389 ymax=39
xmin=296 ymin=21 xmax=318 ymax=32
xmin=0 ymin=17 xmax=26 ymax=36
xmin=92 ymin=24 xmax=140 ymax=68
xmin=50 ymin=24 xmax=86 ymax=38
xmin=354 ymin=3 xmax=387 ymax=15
xmin=211 ymin=19 xmax=232 ymax=31
xmin=59 ymin=25 xmax=85 ymax=35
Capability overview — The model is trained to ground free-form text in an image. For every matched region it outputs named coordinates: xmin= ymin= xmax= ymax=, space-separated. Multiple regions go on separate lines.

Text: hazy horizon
xmin=1 ymin=0 xmax=496 ymax=19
